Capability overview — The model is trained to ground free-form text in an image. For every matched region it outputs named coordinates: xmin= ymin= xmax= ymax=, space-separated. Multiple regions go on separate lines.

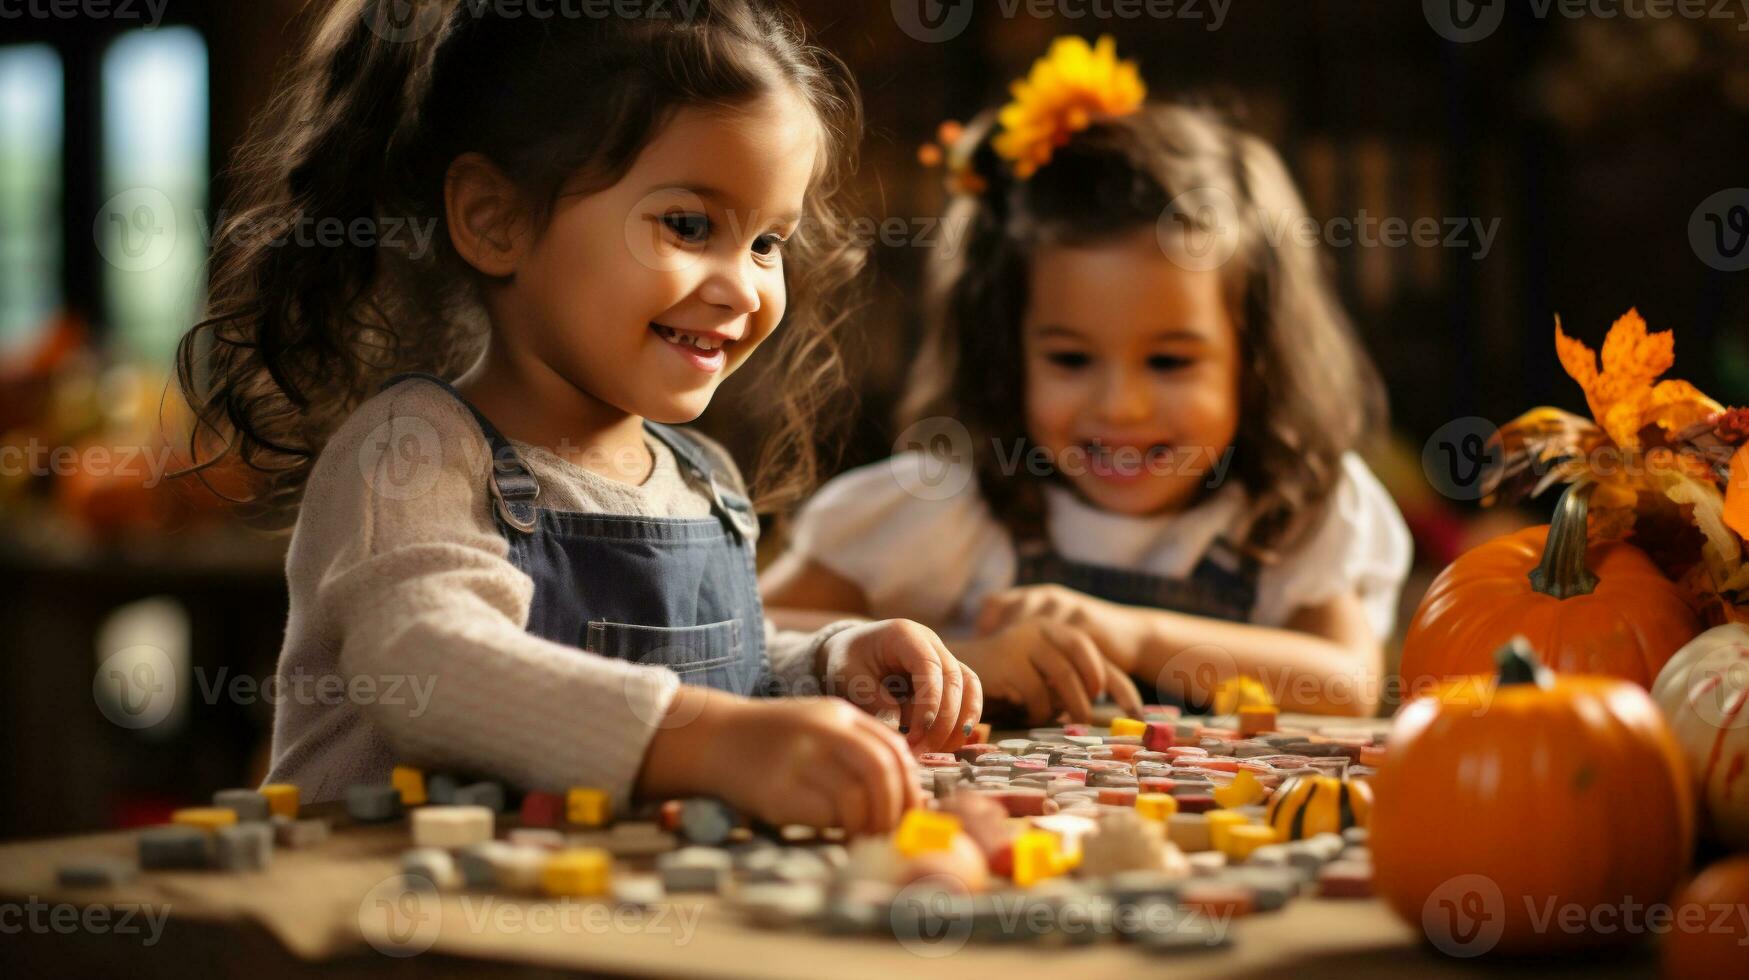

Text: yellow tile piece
xmin=541 ymin=848 xmax=613 ymax=897
xmin=1213 ymin=770 xmax=1265 ymax=809
xmin=391 ymin=766 xmax=426 ymax=806
xmin=260 ymin=784 xmax=300 ymax=819
xmin=171 ymin=807 xmax=238 ymax=833
xmin=566 ymin=788 xmax=612 ymax=827
xmin=1011 ymin=830 xmax=1066 ymax=887
xmin=1212 ymin=675 xmax=1275 ymax=715
xmin=1221 ymin=823 xmax=1280 ymax=862
xmin=1109 ymin=718 xmax=1147 ymax=738
xmin=895 ymin=809 xmax=961 ymax=857
xmin=1205 ymin=810 xmax=1250 ymax=853
xmin=1135 ymin=793 xmax=1179 ymax=822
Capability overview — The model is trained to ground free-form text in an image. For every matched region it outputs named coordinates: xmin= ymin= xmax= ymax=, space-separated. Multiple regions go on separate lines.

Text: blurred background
xmin=2 ymin=0 xmax=1747 ymax=838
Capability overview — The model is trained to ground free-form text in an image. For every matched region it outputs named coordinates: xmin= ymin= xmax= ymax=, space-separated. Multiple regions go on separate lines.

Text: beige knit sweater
xmin=263 ymin=377 xmax=850 ymax=807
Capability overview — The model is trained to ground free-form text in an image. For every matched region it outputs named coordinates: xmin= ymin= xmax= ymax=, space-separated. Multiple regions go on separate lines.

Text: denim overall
xmin=381 ymin=373 xmax=767 ymax=694
xmin=1013 ymin=536 xmax=1260 ymax=709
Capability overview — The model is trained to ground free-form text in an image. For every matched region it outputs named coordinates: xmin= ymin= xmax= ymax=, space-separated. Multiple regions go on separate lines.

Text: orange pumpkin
xmin=1400 ymin=483 xmax=1701 ymax=692
xmin=1663 ymin=856 xmax=1749 ymax=978
xmin=1373 ymin=640 xmax=1694 ymax=956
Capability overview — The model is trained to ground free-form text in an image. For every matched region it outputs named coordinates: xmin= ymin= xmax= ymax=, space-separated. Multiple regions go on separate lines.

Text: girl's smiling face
xmin=1022 ymin=227 xmax=1243 ymax=517
xmin=486 ymin=86 xmax=819 ymax=425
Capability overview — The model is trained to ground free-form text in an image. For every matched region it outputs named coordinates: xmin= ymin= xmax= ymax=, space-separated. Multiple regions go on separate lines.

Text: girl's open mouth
xmin=1083 ymin=442 xmax=1173 ymax=481
xmin=651 ymin=323 xmax=730 ymax=373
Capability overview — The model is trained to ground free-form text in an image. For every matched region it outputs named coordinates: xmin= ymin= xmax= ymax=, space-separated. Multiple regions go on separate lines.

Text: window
xmin=98 ymin=27 xmax=209 ymax=366
xmin=0 ymin=44 xmax=63 ymax=355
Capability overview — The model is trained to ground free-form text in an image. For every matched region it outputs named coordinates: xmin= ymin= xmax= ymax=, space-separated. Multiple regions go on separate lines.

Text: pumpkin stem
xmin=1495 ymin=637 xmax=1552 ymax=688
xmin=1528 ymin=482 xmax=1600 ymax=600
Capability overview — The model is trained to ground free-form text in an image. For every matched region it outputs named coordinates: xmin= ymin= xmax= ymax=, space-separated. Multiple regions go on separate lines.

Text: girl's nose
xmin=696 ymin=253 xmax=761 ymax=317
xmin=1098 ymin=367 xmax=1152 ymax=423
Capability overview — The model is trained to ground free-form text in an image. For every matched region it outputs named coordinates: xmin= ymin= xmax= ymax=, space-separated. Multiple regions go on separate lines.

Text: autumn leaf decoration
xmin=1487 ymin=309 xmax=1749 ymax=618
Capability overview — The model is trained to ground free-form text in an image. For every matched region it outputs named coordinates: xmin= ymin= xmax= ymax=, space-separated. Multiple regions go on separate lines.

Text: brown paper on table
xmin=0 ymin=717 xmax=1655 ymax=978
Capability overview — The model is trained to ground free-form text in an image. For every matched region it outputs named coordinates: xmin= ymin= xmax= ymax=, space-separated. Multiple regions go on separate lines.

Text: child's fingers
xmin=838 ymin=777 xmax=872 ymax=838
xmin=1040 ymin=622 xmax=1107 ymax=701
xmin=1008 ymin=658 xmax=1054 ymax=725
xmin=951 ymin=660 xmax=984 ymax=747
xmin=784 ymin=783 xmax=846 ymax=831
xmin=829 ymin=731 xmax=896 ymax=834
xmin=1104 ymin=659 xmax=1146 ymax=718
xmin=854 ymin=710 xmax=921 ymax=817
xmin=913 ymin=637 xmax=967 ymax=752
xmin=890 ymin=628 xmax=946 ymax=740
xmin=1027 ymin=643 xmax=1095 ymax=721
xmin=975 ymin=591 xmax=1021 ymax=636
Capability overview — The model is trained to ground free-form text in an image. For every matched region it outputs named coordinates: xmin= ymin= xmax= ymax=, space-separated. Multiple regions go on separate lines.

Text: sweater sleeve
xmin=305 ymin=383 xmax=683 ymax=809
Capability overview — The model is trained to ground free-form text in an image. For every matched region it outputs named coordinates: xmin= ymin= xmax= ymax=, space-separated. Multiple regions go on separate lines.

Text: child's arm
xmin=976 ymin=585 xmax=1383 ymax=716
xmin=763 ymin=555 xmax=1142 ymax=722
xmin=296 ymin=387 xmax=943 ymax=832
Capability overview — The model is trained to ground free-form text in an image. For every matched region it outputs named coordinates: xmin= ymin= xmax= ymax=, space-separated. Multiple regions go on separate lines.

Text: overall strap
xmin=377 ymin=372 xmax=540 ymax=533
xmin=643 ymin=422 xmax=760 ymax=541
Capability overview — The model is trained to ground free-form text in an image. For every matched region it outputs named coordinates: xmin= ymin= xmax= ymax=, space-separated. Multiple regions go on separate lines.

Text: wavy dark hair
xmin=901 ymin=102 xmax=1387 ymax=560
xmin=175 ymin=0 xmax=865 ymax=524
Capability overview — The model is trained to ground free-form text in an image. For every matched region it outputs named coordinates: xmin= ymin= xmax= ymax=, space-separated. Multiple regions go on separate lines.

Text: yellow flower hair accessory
xmin=992 ymin=35 xmax=1146 ymax=180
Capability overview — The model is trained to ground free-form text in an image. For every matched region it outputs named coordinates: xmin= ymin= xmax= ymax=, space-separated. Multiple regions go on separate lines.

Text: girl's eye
xmin=1148 ymin=354 xmax=1193 ymax=372
xmin=661 ymin=212 xmax=710 ymax=244
xmin=752 ymin=233 xmax=787 ymax=257
xmin=1045 ymin=351 xmax=1091 ymax=369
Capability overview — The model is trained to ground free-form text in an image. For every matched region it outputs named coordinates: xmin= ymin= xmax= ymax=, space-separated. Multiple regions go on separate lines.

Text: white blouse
xmin=788 ymin=451 xmax=1413 ymax=641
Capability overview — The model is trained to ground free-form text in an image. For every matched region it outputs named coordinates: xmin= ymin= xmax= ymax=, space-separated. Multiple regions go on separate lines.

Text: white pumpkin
xmin=1652 ymin=623 xmax=1749 ymax=850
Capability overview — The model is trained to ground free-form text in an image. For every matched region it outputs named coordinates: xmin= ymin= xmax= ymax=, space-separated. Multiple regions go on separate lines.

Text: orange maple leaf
xmin=1554 ymin=309 xmax=1723 ymax=449
xmin=1728 ymin=445 xmax=1749 ymax=541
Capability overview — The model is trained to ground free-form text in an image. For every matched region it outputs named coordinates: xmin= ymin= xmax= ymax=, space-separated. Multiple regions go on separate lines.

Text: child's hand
xmin=640 ymin=689 xmax=921 ymax=836
xmin=952 ymin=620 xmax=1144 ymax=724
xmin=715 ymin=697 xmax=922 ymax=836
xmin=821 ymin=619 xmax=983 ymax=753
xmin=977 ymin=584 xmax=1150 ymax=675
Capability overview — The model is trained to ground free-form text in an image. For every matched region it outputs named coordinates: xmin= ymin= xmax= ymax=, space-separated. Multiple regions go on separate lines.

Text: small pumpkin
xmin=1400 ymin=483 xmax=1702 ymax=692
xmin=1662 ymin=855 xmax=1749 ymax=978
xmin=1373 ymin=639 xmax=1694 ymax=955
xmin=1651 ymin=622 xmax=1749 ymax=849
xmin=1264 ymin=773 xmax=1372 ymax=841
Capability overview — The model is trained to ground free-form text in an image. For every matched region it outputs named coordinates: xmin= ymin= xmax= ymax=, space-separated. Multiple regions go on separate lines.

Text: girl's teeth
xmin=656 ymin=325 xmax=724 ymax=352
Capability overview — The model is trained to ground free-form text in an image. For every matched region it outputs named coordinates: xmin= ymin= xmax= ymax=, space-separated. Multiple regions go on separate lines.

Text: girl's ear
xmin=444 ymin=152 xmax=532 ymax=277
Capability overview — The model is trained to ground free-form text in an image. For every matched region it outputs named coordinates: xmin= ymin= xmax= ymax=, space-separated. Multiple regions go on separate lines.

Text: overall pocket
xmin=583 ymin=618 xmax=743 ymax=681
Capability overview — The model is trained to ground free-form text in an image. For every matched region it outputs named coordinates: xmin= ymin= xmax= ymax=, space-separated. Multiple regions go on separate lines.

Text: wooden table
xmin=0 ymin=717 xmax=1662 ymax=977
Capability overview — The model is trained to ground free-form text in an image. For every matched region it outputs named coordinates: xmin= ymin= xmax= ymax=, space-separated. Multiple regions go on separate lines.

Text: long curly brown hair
xmin=175 ymin=0 xmax=865 ymax=525
xmin=901 ymin=103 xmax=1388 ymax=561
